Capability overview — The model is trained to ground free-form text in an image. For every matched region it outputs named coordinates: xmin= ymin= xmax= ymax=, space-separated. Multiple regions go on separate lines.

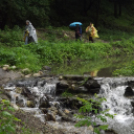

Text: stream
xmin=2 ymin=76 xmax=134 ymax=134
xmin=1 ymin=55 xmax=134 ymax=134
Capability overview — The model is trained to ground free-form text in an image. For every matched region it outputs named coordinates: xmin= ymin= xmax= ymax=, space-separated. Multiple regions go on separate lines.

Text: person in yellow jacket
xmin=85 ymin=23 xmax=99 ymax=43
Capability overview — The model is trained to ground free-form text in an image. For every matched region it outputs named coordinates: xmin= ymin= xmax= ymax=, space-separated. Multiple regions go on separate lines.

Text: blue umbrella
xmin=69 ymin=22 xmax=82 ymax=28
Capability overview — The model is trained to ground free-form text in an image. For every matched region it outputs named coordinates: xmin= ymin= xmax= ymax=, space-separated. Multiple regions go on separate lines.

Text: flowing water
xmin=3 ymin=77 xmax=134 ymax=134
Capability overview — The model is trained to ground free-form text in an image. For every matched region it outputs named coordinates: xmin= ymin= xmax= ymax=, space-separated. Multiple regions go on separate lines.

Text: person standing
xmin=75 ymin=24 xmax=82 ymax=41
xmin=85 ymin=23 xmax=99 ymax=43
xmin=24 ymin=20 xmax=38 ymax=45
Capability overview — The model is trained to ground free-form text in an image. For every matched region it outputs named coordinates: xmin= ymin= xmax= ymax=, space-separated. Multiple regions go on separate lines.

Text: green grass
xmin=0 ymin=26 xmax=134 ymax=73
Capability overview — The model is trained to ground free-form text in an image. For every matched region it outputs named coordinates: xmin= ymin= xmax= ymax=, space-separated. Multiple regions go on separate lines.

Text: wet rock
xmin=59 ymin=97 xmax=83 ymax=110
xmin=124 ymin=86 xmax=134 ymax=97
xmin=68 ymin=86 xmax=88 ymax=94
xmin=84 ymin=77 xmax=100 ymax=94
xmin=21 ymin=87 xmax=32 ymax=98
xmin=46 ymin=113 xmax=56 ymax=121
xmin=39 ymin=95 xmax=50 ymax=108
xmin=40 ymin=80 xmax=46 ymax=87
xmin=41 ymin=108 xmax=48 ymax=114
xmin=131 ymin=101 xmax=134 ymax=107
xmin=27 ymin=100 xmax=35 ymax=108
xmin=128 ymin=81 xmax=134 ymax=88
xmin=56 ymin=80 xmax=69 ymax=95
xmin=15 ymin=87 xmax=22 ymax=94
xmin=61 ymin=115 xmax=74 ymax=122
xmin=16 ymin=97 xmax=25 ymax=107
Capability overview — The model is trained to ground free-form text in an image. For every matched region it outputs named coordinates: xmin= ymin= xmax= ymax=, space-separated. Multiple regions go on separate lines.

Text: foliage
xmin=74 ymin=95 xmax=115 ymax=134
xmin=0 ymin=99 xmax=21 ymax=133
xmin=113 ymin=61 xmax=134 ymax=76
xmin=0 ymin=46 xmax=41 ymax=72
xmin=0 ymin=27 xmax=134 ymax=73
xmin=62 ymin=90 xmax=73 ymax=98
xmin=0 ymin=0 xmax=50 ymax=28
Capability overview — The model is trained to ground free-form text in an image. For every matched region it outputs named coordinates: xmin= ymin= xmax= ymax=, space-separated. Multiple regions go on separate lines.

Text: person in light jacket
xmin=24 ymin=20 xmax=38 ymax=45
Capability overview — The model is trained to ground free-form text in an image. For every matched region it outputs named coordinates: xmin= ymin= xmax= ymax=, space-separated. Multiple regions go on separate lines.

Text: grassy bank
xmin=0 ymin=27 xmax=134 ymax=73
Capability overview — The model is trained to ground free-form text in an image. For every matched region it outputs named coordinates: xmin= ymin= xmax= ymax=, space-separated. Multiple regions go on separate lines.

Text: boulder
xmin=68 ymin=86 xmax=88 ymax=94
xmin=21 ymin=87 xmax=32 ymax=97
xmin=128 ymin=81 xmax=134 ymax=88
xmin=27 ymin=100 xmax=35 ymax=108
xmin=3 ymin=65 xmax=10 ymax=71
xmin=124 ymin=86 xmax=134 ymax=97
xmin=56 ymin=80 xmax=69 ymax=95
xmin=84 ymin=77 xmax=100 ymax=94
xmin=59 ymin=97 xmax=83 ymax=110
xmin=45 ymin=111 xmax=56 ymax=121
xmin=39 ymin=95 xmax=50 ymax=108
xmin=15 ymin=87 xmax=22 ymax=94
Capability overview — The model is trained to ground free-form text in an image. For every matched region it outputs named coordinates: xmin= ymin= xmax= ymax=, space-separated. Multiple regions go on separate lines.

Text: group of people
xmin=23 ymin=20 xmax=99 ymax=45
xmin=75 ymin=23 xmax=99 ymax=42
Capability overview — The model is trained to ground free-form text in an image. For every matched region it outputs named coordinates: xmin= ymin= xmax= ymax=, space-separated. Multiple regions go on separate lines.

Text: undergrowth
xmin=0 ymin=27 xmax=134 ymax=72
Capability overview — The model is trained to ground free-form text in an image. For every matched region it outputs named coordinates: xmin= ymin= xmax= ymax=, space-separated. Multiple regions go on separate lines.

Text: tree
xmin=0 ymin=0 xmax=50 ymax=29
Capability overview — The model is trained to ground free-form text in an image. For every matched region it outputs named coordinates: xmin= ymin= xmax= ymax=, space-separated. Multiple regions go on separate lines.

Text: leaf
xmin=94 ymin=128 xmax=100 ymax=134
xmin=2 ymin=111 xmax=12 ymax=117
xmin=99 ymin=125 xmax=108 ymax=130
xmin=8 ymin=106 xmax=15 ymax=112
xmin=75 ymin=120 xmax=89 ymax=127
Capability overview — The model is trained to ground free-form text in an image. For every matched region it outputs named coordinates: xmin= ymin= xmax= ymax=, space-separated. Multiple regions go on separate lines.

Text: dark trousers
xmin=89 ymin=36 xmax=94 ymax=43
xmin=75 ymin=34 xmax=82 ymax=41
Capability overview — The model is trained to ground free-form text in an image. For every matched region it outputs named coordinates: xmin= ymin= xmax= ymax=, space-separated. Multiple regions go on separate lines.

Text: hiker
xmin=24 ymin=20 xmax=38 ymax=45
xmin=85 ymin=23 xmax=99 ymax=43
xmin=75 ymin=24 xmax=82 ymax=41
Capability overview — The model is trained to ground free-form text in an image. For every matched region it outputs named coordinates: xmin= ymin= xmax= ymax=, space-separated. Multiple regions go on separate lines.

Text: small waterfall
xmin=101 ymin=80 xmax=134 ymax=134
xmin=4 ymin=77 xmax=134 ymax=134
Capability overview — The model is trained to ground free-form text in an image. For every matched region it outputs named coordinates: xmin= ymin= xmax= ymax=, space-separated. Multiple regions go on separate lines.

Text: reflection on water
xmin=51 ymin=56 xmax=134 ymax=77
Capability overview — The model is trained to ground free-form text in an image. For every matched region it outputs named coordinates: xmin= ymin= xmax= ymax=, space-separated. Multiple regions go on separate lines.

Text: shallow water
xmin=51 ymin=56 xmax=134 ymax=77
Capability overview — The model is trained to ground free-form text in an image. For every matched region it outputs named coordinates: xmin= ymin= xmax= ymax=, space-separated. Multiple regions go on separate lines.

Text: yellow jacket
xmin=23 ymin=30 xmax=29 ymax=41
xmin=86 ymin=24 xmax=99 ymax=39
